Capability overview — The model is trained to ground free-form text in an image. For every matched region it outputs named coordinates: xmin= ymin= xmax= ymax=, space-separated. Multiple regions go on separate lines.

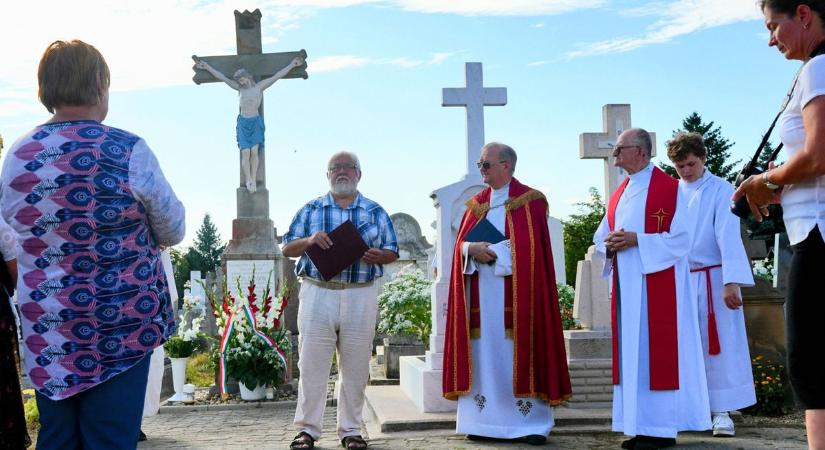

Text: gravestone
xmin=191 ymin=9 xmax=308 ymax=301
xmin=548 ymin=216 xmax=567 ymax=286
xmin=566 ymin=104 xmax=657 ymax=408
xmin=741 ymin=226 xmax=786 ymax=363
xmin=399 ymin=63 xmax=504 ymax=413
xmin=580 ymin=104 xmax=657 ymax=199
xmin=380 ymin=213 xmax=433 ymax=291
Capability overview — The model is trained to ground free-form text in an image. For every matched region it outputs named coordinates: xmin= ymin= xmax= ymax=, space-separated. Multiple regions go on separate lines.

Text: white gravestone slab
xmin=226 ymin=260 xmax=278 ymax=302
xmin=548 ymin=216 xmax=566 ymax=286
xmin=401 ymin=62 xmax=504 ymax=413
xmin=189 ymin=271 xmax=206 ymax=308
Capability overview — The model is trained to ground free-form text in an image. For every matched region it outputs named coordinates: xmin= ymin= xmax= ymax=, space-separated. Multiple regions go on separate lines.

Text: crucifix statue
xmin=192 ymin=9 xmax=307 ymax=198
xmin=580 ymin=104 xmax=656 ymax=201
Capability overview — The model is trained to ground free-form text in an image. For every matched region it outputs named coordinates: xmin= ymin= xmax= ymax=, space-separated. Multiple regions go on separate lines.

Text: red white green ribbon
xmin=218 ymin=302 xmax=288 ymax=395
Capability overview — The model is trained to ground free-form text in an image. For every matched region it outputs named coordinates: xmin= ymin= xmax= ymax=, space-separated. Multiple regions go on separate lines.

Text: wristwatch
xmin=762 ymin=171 xmax=780 ymax=190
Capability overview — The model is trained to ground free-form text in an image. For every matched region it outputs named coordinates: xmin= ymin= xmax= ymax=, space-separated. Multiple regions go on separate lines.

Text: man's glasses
xmin=612 ymin=145 xmax=641 ymax=154
xmin=328 ymin=163 xmax=358 ymax=172
xmin=476 ymin=160 xmax=506 ymax=169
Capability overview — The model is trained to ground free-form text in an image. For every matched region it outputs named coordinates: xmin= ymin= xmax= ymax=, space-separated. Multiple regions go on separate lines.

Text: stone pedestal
xmin=400 ymin=177 xmax=485 ymax=413
xmin=383 ymin=336 xmax=426 ymax=379
xmin=222 ymin=187 xmax=283 ymax=299
xmin=566 ymin=245 xmax=613 ymax=407
xmin=743 ymin=278 xmax=786 ymax=364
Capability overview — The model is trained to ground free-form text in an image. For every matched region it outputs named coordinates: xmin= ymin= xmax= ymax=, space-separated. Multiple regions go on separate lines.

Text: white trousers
xmin=293 ymin=282 xmax=378 ymax=440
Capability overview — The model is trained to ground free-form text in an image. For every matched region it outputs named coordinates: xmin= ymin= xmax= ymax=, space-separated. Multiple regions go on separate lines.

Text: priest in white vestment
xmin=593 ymin=128 xmax=711 ymax=450
xmin=667 ymin=132 xmax=756 ymax=437
xmin=443 ymin=142 xmax=571 ymax=446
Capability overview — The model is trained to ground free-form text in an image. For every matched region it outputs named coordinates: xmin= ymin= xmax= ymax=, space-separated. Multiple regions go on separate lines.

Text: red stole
xmin=607 ymin=166 xmax=680 ymax=391
xmin=442 ymin=178 xmax=572 ymax=404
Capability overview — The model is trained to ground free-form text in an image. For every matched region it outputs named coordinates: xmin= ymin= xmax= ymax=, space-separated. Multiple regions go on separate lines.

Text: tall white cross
xmin=443 ymin=63 xmax=507 ymax=176
xmin=580 ymin=104 xmax=656 ymax=200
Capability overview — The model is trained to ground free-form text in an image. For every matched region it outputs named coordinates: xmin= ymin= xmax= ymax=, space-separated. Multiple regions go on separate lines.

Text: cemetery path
xmin=138 ymin=402 xmax=808 ymax=450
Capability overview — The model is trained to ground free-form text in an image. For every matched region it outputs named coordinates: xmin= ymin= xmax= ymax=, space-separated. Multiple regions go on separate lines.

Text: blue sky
xmin=0 ymin=0 xmax=796 ymax=248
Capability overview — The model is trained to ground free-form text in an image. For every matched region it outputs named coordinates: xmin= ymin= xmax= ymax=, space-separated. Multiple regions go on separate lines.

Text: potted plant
xmin=376 ymin=267 xmax=432 ymax=378
xmin=207 ymin=270 xmax=290 ymax=400
xmin=164 ymin=293 xmax=204 ymax=401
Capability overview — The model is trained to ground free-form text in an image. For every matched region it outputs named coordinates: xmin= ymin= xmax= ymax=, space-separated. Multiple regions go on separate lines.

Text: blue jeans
xmin=35 ymin=351 xmax=152 ymax=450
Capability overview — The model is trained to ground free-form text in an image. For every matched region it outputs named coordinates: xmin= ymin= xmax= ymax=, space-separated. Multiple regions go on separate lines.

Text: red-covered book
xmin=304 ymin=220 xmax=369 ymax=281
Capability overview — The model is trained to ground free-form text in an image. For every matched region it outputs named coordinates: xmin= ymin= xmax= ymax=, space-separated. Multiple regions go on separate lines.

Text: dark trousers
xmin=35 ymin=351 xmax=152 ymax=450
xmin=787 ymin=227 xmax=825 ymax=409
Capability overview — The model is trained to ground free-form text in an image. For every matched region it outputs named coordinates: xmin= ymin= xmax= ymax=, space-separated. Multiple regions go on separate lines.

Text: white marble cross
xmin=579 ymin=104 xmax=656 ymax=200
xmin=443 ymin=63 xmax=507 ymax=176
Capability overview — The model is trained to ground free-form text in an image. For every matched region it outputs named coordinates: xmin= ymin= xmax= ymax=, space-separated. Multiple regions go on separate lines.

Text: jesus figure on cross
xmin=195 ymin=55 xmax=303 ymax=192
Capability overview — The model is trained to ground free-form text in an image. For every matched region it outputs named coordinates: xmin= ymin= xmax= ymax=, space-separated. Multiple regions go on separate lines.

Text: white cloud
xmin=428 ymin=52 xmax=454 ymax=65
xmin=566 ymin=0 xmax=763 ymax=58
xmin=396 ymin=0 xmax=605 ymax=16
xmin=534 ymin=23 xmax=546 ymax=28
xmin=311 ymin=55 xmax=373 ymax=72
xmin=527 ymin=60 xmax=551 ymax=67
xmin=390 ymin=57 xmax=424 ymax=68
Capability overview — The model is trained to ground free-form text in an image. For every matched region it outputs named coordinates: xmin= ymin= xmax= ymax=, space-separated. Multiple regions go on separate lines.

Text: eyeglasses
xmin=476 ymin=160 xmax=507 ymax=170
xmin=612 ymin=145 xmax=641 ymax=154
xmin=328 ymin=163 xmax=358 ymax=172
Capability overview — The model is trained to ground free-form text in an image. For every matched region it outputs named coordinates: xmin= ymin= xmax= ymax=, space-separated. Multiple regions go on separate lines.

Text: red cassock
xmin=442 ymin=178 xmax=573 ymax=404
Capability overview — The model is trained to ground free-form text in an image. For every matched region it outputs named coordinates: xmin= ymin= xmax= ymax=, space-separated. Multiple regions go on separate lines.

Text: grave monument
xmin=191 ymin=9 xmax=308 ymax=299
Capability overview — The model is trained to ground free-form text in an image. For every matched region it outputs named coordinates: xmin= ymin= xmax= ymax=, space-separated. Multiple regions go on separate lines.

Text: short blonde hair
xmin=38 ymin=40 xmax=110 ymax=114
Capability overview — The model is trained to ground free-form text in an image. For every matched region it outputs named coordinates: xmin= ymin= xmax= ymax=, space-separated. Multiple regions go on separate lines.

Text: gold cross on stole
xmin=650 ymin=208 xmax=671 ymax=232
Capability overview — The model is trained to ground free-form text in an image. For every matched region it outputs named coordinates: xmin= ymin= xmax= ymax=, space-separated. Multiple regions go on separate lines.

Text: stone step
xmin=365 ymin=385 xmax=612 ymax=433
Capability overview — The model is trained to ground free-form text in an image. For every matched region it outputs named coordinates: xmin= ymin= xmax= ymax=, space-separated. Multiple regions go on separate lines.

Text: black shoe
xmin=621 ymin=437 xmax=637 ymax=449
xmin=466 ymin=434 xmax=491 ymax=441
xmin=138 ymin=430 xmax=147 ymax=442
xmin=634 ymin=436 xmax=676 ymax=450
xmin=524 ymin=434 xmax=547 ymax=445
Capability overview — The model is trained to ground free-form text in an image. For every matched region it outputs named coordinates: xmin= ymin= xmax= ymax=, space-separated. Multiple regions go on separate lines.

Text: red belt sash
xmin=690 ymin=264 xmax=722 ymax=355
xmin=607 ymin=167 xmax=680 ymax=391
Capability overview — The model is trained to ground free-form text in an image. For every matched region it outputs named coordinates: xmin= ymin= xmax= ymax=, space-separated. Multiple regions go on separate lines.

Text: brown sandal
xmin=290 ymin=432 xmax=315 ymax=450
xmin=341 ymin=435 xmax=368 ymax=450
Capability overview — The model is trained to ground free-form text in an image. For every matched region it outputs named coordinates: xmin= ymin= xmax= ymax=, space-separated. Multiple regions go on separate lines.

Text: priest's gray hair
xmin=328 ymin=151 xmax=361 ymax=171
xmin=482 ymin=142 xmax=517 ymax=174
xmin=628 ymin=128 xmax=653 ymax=159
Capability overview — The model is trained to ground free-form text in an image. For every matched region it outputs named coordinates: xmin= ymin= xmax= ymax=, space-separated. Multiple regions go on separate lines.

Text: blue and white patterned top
xmin=284 ymin=192 xmax=398 ymax=283
xmin=0 ymin=120 xmax=185 ymax=400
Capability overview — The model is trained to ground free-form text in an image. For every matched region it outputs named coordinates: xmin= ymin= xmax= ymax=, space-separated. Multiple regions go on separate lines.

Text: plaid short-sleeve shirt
xmin=283 ymin=192 xmax=398 ymax=283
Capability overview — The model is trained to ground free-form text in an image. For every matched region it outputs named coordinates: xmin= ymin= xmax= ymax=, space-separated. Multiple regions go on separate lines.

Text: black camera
xmin=730 ymin=165 xmax=764 ymax=219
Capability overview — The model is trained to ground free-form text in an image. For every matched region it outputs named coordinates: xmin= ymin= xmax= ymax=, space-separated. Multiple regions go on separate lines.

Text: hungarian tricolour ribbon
xmin=218 ymin=302 xmax=288 ymax=395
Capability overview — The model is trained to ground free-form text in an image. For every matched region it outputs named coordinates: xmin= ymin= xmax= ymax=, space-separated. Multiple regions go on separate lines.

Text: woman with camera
xmin=734 ymin=1 xmax=825 ymax=448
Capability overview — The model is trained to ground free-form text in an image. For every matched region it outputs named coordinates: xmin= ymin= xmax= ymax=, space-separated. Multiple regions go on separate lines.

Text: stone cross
xmin=192 ymin=9 xmax=307 ymax=219
xmin=442 ymin=63 xmax=507 ymax=176
xmin=580 ymin=104 xmax=656 ymax=200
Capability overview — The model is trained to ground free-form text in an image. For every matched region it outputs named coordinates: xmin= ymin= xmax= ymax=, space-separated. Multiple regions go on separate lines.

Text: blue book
xmin=464 ymin=218 xmax=506 ymax=244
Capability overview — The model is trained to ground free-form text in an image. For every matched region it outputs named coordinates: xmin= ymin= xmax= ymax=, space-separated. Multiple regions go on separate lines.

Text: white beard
xmin=331 ymin=180 xmax=357 ymax=196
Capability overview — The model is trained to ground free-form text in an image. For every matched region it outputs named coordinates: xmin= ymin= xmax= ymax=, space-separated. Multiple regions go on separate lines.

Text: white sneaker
xmin=712 ymin=412 xmax=735 ymax=437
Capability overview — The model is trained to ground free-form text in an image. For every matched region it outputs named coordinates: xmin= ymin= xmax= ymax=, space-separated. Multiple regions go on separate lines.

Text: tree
xmin=659 ymin=112 xmax=741 ymax=183
xmin=169 ymin=247 xmax=191 ymax=301
xmin=562 ymin=188 xmax=605 ymax=286
xmin=191 ymin=213 xmax=225 ymax=274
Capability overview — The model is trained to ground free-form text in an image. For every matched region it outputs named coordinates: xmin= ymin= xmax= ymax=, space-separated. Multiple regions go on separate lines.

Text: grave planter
xmin=239 ymin=382 xmax=266 ymax=401
xmin=383 ymin=335 xmax=425 ymax=379
xmin=168 ymin=357 xmax=189 ymax=402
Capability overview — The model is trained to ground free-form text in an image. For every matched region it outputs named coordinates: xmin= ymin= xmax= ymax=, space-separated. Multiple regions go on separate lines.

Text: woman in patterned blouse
xmin=0 ymin=40 xmax=185 ymax=449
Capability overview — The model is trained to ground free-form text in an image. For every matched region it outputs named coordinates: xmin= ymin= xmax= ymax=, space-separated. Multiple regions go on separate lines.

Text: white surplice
xmin=455 ymin=183 xmax=555 ymax=438
xmin=681 ymin=170 xmax=756 ymax=412
xmin=593 ymin=163 xmax=711 ymax=438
